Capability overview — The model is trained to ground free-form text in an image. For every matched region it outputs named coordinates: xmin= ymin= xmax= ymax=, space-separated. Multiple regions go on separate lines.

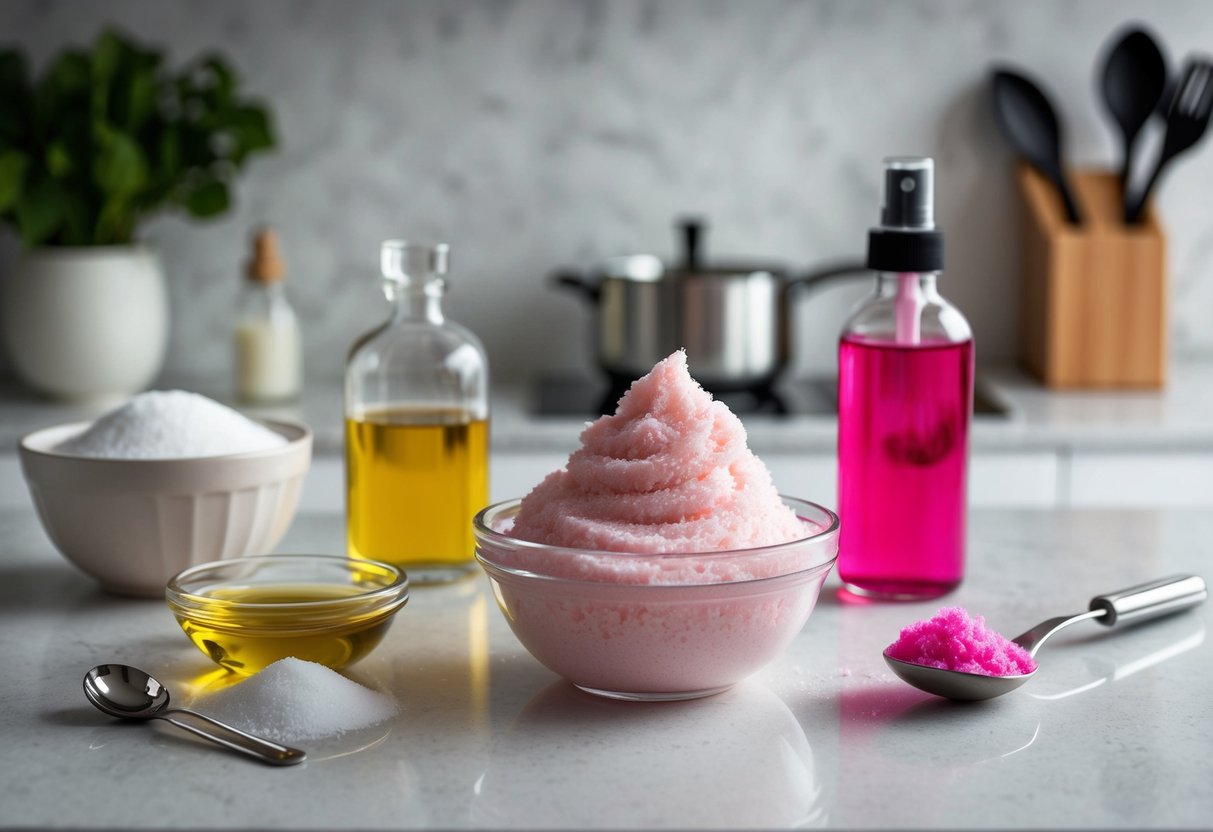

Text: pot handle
xmin=779 ymin=260 xmax=869 ymax=353
xmin=551 ymin=271 xmax=601 ymax=304
xmin=678 ymin=217 xmax=705 ymax=270
xmin=786 ymin=260 xmax=869 ymax=295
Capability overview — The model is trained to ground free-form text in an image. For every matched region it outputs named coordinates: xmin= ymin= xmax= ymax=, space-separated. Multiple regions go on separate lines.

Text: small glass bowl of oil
xmin=166 ymin=555 xmax=408 ymax=675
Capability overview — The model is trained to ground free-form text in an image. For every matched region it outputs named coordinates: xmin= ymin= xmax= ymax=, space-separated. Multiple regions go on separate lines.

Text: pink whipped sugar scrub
xmin=473 ymin=351 xmax=840 ymax=699
xmin=885 ymin=606 xmax=1037 ymax=676
xmin=504 ymin=350 xmax=812 ymax=584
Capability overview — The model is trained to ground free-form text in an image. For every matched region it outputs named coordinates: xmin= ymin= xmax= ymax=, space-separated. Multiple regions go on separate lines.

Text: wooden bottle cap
xmin=247 ymin=228 xmax=286 ymax=284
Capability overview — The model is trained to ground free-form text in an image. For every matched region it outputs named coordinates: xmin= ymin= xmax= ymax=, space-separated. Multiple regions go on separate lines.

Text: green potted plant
xmin=0 ymin=29 xmax=275 ymax=400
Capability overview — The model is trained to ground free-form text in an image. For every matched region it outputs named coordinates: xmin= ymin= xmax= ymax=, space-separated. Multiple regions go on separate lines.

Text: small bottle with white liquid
xmin=235 ymin=228 xmax=302 ymax=403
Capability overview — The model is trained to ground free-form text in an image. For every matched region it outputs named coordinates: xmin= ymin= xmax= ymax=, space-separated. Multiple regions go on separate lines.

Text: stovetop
xmin=532 ymin=374 xmax=1009 ymax=419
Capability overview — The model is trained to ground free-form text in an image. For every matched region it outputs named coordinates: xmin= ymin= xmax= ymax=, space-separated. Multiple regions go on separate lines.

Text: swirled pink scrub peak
xmin=509 ymin=351 xmax=807 ymax=560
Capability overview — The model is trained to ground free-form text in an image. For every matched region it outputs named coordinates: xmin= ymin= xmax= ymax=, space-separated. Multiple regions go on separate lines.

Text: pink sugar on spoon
xmin=885 ymin=607 xmax=1036 ymax=677
xmin=882 ymin=575 xmax=1207 ymax=701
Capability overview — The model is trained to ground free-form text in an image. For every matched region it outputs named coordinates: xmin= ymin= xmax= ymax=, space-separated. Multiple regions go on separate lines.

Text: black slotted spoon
xmin=1127 ymin=57 xmax=1213 ymax=224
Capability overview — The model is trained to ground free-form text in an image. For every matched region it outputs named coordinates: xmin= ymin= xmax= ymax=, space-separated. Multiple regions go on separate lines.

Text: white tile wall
xmin=4 ymin=0 xmax=1213 ymax=384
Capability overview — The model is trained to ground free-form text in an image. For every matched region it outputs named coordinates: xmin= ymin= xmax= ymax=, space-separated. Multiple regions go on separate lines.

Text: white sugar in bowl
xmin=19 ymin=419 xmax=312 ymax=597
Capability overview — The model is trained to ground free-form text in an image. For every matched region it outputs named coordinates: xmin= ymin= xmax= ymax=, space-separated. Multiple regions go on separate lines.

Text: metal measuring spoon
xmin=884 ymin=575 xmax=1207 ymax=701
xmin=83 ymin=664 xmax=306 ymax=766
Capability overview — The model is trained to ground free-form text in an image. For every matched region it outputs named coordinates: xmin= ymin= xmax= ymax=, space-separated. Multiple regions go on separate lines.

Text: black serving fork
xmin=1127 ymin=57 xmax=1213 ymax=223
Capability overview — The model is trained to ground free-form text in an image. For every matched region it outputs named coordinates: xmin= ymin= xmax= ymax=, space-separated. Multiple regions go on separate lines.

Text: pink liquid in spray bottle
xmin=837 ymin=158 xmax=973 ymax=600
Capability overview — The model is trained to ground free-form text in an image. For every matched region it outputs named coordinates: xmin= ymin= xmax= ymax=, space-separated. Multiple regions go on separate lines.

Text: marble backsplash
xmin=2 ymin=0 xmax=1212 ymax=384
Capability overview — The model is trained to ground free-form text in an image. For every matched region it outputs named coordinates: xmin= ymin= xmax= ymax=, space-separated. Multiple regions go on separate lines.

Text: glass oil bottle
xmin=345 ymin=241 xmax=489 ymax=584
xmin=837 ymin=158 xmax=974 ymax=600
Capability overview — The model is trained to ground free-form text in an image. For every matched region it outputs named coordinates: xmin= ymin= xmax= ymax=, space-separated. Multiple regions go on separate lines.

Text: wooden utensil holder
xmin=1017 ymin=165 xmax=1167 ymax=388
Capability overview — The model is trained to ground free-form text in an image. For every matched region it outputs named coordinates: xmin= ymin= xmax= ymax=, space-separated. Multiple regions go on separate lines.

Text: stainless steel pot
xmin=553 ymin=220 xmax=867 ymax=391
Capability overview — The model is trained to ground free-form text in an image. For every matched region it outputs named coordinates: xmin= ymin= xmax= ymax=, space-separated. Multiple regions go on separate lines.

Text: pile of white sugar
xmin=56 ymin=390 xmax=287 ymax=459
xmin=194 ymin=658 xmax=398 ymax=742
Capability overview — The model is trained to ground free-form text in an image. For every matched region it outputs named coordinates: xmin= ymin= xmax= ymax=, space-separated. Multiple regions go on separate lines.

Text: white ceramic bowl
xmin=19 ymin=419 xmax=312 ymax=597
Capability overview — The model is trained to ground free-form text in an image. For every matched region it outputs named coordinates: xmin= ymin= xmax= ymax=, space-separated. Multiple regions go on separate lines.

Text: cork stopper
xmin=247 ymin=228 xmax=286 ymax=284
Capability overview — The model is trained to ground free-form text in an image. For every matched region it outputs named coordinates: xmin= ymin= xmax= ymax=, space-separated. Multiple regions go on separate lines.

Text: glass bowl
xmin=166 ymin=555 xmax=408 ymax=675
xmin=473 ymin=497 xmax=839 ymax=701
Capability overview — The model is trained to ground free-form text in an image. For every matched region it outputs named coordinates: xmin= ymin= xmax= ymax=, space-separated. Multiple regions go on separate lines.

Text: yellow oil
xmin=345 ymin=407 xmax=489 ymax=582
xmin=173 ymin=584 xmax=396 ymax=675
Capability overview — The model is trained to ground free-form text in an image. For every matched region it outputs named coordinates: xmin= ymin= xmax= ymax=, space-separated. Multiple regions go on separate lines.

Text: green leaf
xmin=60 ymin=193 xmax=93 ymax=244
xmin=120 ymin=69 xmax=157 ymax=131
xmin=45 ymin=142 xmax=72 ymax=178
xmin=91 ymin=30 xmax=126 ymax=86
xmin=198 ymin=54 xmax=236 ymax=105
xmin=40 ymin=50 xmax=90 ymax=100
xmin=16 ymin=178 xmax=64 ymax=245
xmin=178 ymin=122 xmax=217 ymax=168
xmin=227 ymin=104 xmax=275 ymax=163
xmin=0 ymin=149 xmax=27 ymax=211
xmin=93 ymin=129 xmax=148 ymax=196
xmin=101 ymin=32 xmax=162 ymax=132
xmin=94 ymin=196 xmax=135 ymax=244
xmin=184 ymin=178 xmax=229 ymax=217
xmin=35 ymin=50 xmax=91 ymax=133
xmin=1 ymin=32 xmax=275 ymax=241
xmin=157 ymin=125 xmax=180 ymax=179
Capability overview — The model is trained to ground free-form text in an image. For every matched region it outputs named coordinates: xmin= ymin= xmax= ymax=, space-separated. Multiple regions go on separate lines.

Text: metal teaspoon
xmin=884 ymin=574 xmax=1207 ymax=701
xmin=83 ymin=664 xmax=306 ymax=766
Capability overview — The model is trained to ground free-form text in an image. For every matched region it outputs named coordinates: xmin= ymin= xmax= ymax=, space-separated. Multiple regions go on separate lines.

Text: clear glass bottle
xmin=345 ymin=241 xmax=490 ymax=584
xmin=235 ymin=229 xmax=302 ymax=402
xmin=837 ymin=158 xmax=973 ymax=600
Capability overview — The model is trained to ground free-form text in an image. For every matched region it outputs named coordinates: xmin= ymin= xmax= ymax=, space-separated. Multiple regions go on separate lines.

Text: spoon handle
xmin=1013 ymin=609 xmax=1106 ymax=657
xmin=1125 ymin=153 xmax=1167 ymax=224
xmin=158 ymin=708 xmax=306 ymax=766
xmin=1055 ymin=170 xmax=1083 ymax=225
xmin=1014 ymin=574 xmax=1207 ymax=658
xmin=1090 ymin=574 xmax=1208 ymax=625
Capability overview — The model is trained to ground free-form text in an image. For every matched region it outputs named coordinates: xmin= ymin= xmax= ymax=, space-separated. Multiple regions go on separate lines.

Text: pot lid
xmin=672 ymin=218 xmax=787 ymax=278
xmin=598 ymin=218 xmax=786 ymax=281
xmin=600 ymin=254 xmax=664 ymax=282
xmin=668 ymin=260 xmax=786 ymax=279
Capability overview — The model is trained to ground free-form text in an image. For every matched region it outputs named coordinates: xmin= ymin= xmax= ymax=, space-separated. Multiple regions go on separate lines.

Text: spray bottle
xmin=836 ymin=157 xmax=973 ymax=600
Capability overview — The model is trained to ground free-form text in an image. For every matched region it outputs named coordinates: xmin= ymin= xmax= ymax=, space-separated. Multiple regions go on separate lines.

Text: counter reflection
xmin=833 ymin=615 xmax=1205 ymax=825
xmin=1027 ymin=616 xmax=1205 ymax=701
xmin=474 ymin=680 xmax=823 ymax=828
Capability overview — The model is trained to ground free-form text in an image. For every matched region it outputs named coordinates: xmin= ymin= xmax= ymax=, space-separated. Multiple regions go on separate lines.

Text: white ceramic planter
xmin=1 ymin=246 xmax=169 ymax=401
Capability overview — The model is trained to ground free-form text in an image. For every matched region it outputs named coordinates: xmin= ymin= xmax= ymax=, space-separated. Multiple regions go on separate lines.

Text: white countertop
xmin=1 ymin=508 xmax=1209 ymax=829
xmin=4 ymin=361 xmax=1213 ymax=457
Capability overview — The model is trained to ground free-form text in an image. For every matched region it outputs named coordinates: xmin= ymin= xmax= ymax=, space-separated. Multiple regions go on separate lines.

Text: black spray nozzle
xmin=867 ymin=156 xmax=944 ymax=272
xmin=880 ymin=157 xmax=935 ymax=231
